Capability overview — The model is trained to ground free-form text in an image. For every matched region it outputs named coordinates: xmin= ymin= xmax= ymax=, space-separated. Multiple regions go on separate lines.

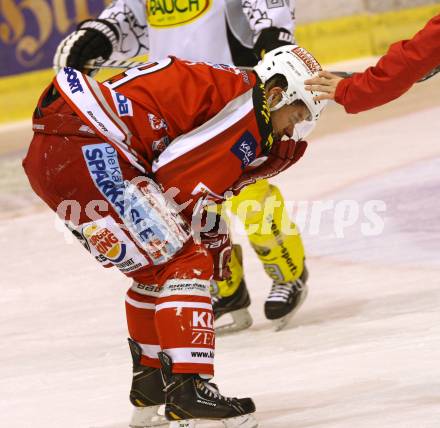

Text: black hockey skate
xmin=128 ymin=338 xmax=167 ymax=428
xmin=212 ymin=245 xmax=253 ymax=335
xmin=264 ymin=264 xmax=309 ymax=331
xmin=212 ymin=279 xmax=253 ymax=335
xmin=158 ymin=352 xmax=258 ymax=428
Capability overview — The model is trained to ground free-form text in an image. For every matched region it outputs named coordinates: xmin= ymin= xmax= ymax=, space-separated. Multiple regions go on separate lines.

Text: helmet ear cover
xmin=267 ymin=90 xmax=291 ymax=112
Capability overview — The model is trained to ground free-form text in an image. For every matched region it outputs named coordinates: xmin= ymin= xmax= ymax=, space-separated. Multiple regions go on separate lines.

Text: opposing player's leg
xmin=229 ymin=179 xmax=308 ymax=330
xmin=211 ymin=244 xmax=253 ymax=335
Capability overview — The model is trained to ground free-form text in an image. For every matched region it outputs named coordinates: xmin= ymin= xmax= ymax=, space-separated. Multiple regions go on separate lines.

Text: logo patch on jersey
xmin=131 ymin=282 xmax=161 ymax=297
xmin=147 ymin=0 xmax=212 ymax=28
xmin=231 ymin=131 xmax=257 ymax=169
xmin=152 ymin=136 xmax=170 ymax=155
xmin=63 ymin=67 xmax=84 ymax=94
xmin=84 ymin=224 xmax=127 ymax=263
xmin=122 ymin=179 xmax=189 ymax=264
xmin=82 ymin=143 xmax=125 ymax=216
xmin=148 ymin=113 xmax=168 ymax=131
xmin=81 ymin=216 xmax=151 ymax=273
xmin=111 ymin=91 xmax=133 ymax=116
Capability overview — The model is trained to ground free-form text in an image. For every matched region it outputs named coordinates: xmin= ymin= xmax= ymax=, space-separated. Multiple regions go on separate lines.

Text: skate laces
xmin=196 ymin=378 xmax=232 ymax=402
xmin=267 ymin=279 xmax=304 ymax=303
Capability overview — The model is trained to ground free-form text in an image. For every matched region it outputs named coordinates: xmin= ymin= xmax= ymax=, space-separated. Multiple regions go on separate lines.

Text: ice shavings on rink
xmin=1 ymin=104 xmax=440 ymax=428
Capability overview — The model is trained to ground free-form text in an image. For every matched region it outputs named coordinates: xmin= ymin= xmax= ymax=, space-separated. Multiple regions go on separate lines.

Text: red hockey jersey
xmin=53 ymin=57 xmax=273 ymax=213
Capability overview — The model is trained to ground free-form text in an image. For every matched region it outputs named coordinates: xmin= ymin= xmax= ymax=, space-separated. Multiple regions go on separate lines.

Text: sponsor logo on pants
xmin=191 ymin=310 xmax=214 ymax=346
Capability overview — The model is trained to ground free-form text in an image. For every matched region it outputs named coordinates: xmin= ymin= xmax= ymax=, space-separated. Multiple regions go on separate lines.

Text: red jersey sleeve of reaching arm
xmin=335 ymin=13 xmax=440 ymax=113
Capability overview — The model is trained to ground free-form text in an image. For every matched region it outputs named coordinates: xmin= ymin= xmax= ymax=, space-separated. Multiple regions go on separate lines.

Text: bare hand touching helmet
xmin=304 ymin=71 xmax=344 ymax=101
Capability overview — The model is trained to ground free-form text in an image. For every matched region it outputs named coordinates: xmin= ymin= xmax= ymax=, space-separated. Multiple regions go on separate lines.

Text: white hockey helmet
xmin=254 ymin=44 xmax=327 ymax=122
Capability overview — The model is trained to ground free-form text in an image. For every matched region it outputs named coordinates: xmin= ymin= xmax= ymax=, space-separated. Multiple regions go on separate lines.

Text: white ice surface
xmin=1 ymin=105 xmax=440 ymax=428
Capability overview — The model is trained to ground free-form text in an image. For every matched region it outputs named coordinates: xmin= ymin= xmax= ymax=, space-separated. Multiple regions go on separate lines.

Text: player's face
xmin=267 ymin=87 xmax=311 ymax=140
xmin=271 ymin=103 xmax=311 ymax=140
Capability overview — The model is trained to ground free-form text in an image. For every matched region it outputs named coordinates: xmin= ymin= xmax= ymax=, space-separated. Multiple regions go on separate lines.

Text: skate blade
xmin=272 ymin=284 xmax=309 ymax=332
xmin=215 ymin=308 xmax=253 ymax=336
xmin=223 ymin=414 xmax=259 ymax=427
xmin=129 ymin=404 xmax=167 ymax=427
xmin=169 ymin=414 xmax=258 ymax=428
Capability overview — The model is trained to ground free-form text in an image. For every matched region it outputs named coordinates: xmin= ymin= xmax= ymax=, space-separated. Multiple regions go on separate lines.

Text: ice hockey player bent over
xmin=23 ymin=45 xmax=326 ymax=427
xmin=53 ymin=0 xmax=311 ymax=334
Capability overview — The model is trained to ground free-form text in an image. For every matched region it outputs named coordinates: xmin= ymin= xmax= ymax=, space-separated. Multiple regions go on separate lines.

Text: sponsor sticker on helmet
xmin=291 ymin=46 xmax=321 ymax=74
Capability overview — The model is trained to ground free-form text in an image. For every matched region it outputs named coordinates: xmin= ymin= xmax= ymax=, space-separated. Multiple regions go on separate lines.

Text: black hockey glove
xmin=254 ymin=27 xmax=293 ymax=59
xmin=53 ymin=19 xmax=119 ymax=75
